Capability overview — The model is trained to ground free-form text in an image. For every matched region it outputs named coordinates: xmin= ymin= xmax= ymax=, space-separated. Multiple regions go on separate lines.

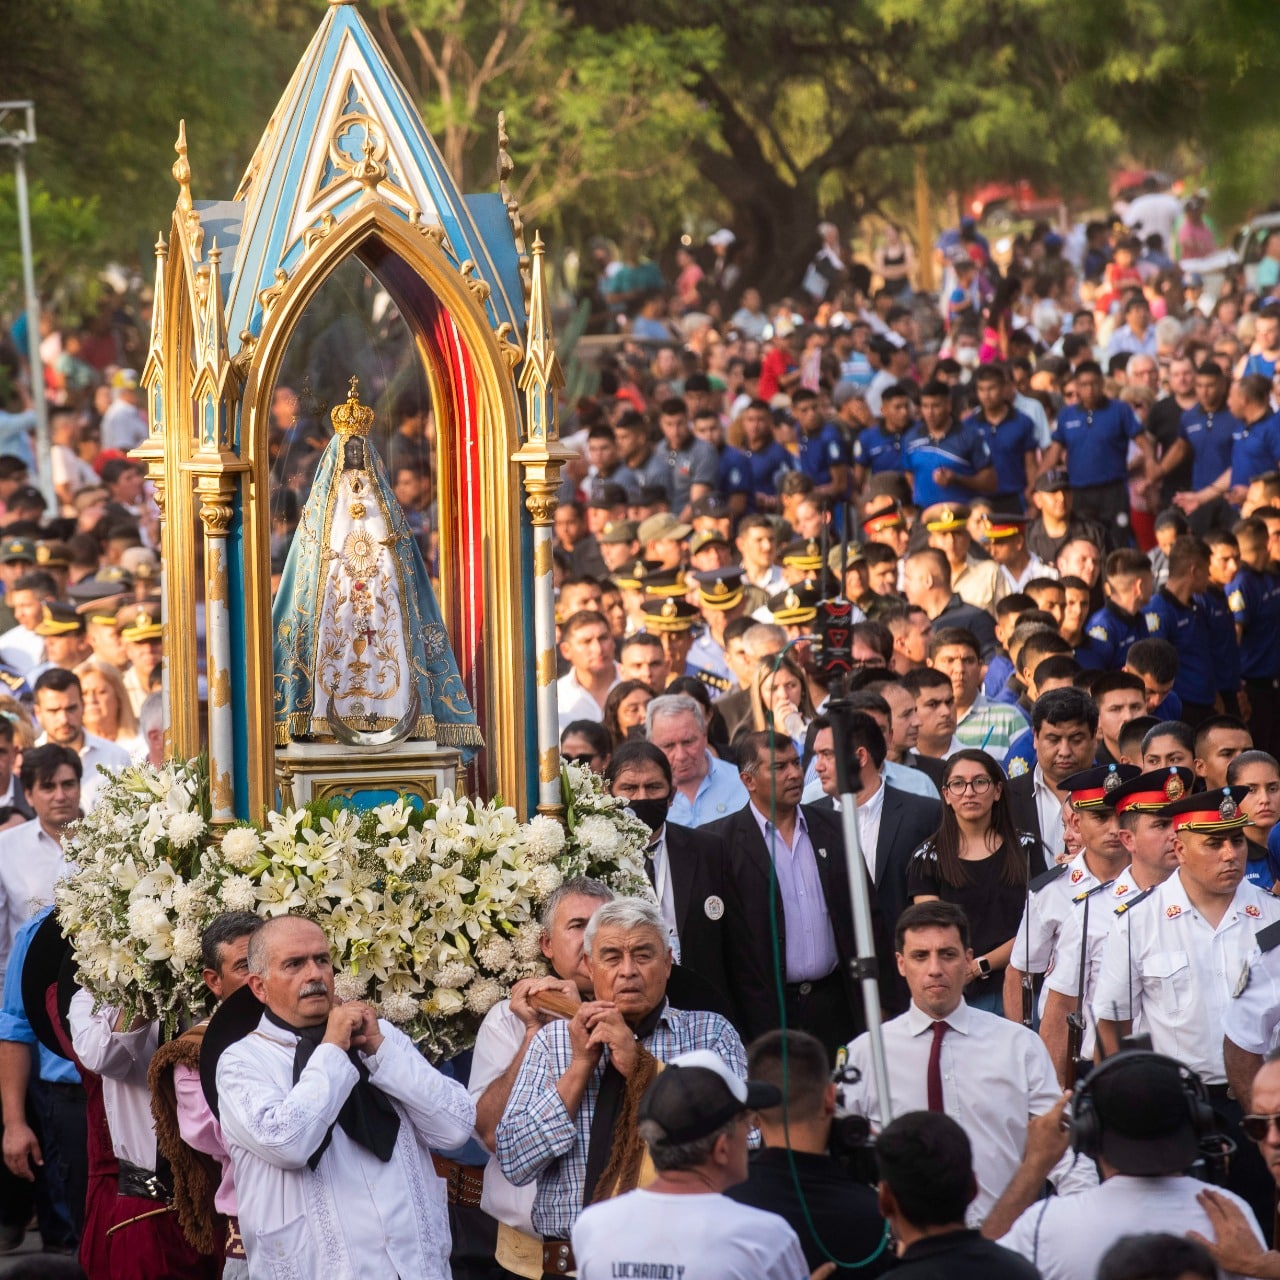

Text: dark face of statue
xmin=343 ymin=437 xmax=367 ymax=470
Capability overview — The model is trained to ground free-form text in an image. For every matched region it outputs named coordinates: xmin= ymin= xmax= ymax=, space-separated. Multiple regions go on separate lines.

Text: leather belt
xmin=542 ymin=1239 xmax=576 ymax=1275
xmin=226 ymin=1216 xmax=247 ymax=1260
xmin=430 ymin=1153 xmax=485 ymax=1208
xmin=117 ymin=1159 xmax=172 ymax=1203
xmin=785 ymin=969 xmax=839 ymax=997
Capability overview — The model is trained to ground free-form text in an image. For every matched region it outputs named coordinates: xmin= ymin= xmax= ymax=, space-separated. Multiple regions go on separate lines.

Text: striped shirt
xmin=495 ymin=1002 xmax=745 ymax=1239
xmin=951 ymin=692 xmax=1030 ymax=758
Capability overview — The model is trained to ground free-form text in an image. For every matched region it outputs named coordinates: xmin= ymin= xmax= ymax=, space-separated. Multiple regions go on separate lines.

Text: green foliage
xmin=0 ymin=176 xmax=105 ymax=315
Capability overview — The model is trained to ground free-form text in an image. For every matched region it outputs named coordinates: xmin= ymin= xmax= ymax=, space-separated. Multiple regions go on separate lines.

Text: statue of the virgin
xmin=272 ymin=378 xmax=483 ymax=756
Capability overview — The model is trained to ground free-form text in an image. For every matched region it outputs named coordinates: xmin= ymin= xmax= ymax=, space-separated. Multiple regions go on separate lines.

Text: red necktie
xmin=926 ymin=1020 xmax=949 ymax=1111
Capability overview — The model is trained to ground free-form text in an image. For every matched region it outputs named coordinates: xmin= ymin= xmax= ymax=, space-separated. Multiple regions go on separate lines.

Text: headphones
xmin=1070 ymin=1050 xmax=1216 ymax=1160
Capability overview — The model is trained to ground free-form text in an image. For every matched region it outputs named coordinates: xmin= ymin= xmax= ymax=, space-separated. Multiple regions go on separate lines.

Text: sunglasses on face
xmin=1242 ymin=1113 xmax=1280 ymax=1142
xmin=562 ymin=752 xmax=598 ymax=766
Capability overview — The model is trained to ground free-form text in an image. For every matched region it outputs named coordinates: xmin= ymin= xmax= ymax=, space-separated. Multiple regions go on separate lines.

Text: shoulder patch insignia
xmin=1088 ymin=625 xmax=1109 ymax=642
xmin=1007 ymin=756 xmax=1029 ymax=778
xmin=1030 ymin=863 xmax=1068 ymax=894
xmin=1228 ymin=590 xmax=1246 ymax=613
xmin=1145 ymin=612 xmax=1161 ymax=632
xmin=1166 ymin=904 xmax=1182 ymax=919
xmin=1246 ymin=904 xmax=1262 ymax=918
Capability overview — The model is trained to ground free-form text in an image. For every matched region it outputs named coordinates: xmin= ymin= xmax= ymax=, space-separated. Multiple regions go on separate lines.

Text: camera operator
xmin=726 ymin=1030 xmax=890 ymax=1277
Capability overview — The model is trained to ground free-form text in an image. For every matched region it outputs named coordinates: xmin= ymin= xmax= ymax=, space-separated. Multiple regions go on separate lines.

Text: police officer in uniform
xmin=1094 ymin=785 xmax=1280 ymax=1239
xmin=1040 ymin=767 xmax=1192 ymax=1084
xmin=1002 ymin=764 xmax=1140 ymax=1026
xmin=686 ymin=568 xmax=747 ymax=696
xmin=639 ymin=596 xmax=731 ymax=701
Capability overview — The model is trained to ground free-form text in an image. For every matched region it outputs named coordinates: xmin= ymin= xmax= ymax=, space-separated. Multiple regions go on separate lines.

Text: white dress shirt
xmin=1032 ymin=765 xmax=1066 ymax=860
xmin=839 ymin=999 xmax=1097 ymax=1224
xmin=469 ymin=999 xmax=537 ymax=1234
xmin=218 ymin=1011 xmax=475 ymax=1280
xmin=646 ymin=828 xmax=681 ymax=962
xmin=1224 ymin=939 xmax=1280 ymax=1057
xmin=68 ymin=990 xmax=160 ymax=1169
xmin=0 ymin=624 xmax=42 ymax=675
xmin=0 ymin=818 xmax=72 ymax=984
xmin=1092 ymin=870 xmax=1280 ymax=1084
xmin=555 ymin=669 xmax=617 ymax=734
xmin=854 ymin=777 xmax=886 ymax=881
xmin=997 ymin=554 xmax=1057 ymax=594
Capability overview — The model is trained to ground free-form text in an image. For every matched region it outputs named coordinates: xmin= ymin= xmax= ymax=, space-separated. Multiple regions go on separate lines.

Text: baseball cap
xmin=598 ymin=520 xmax=638 ymax=546
xmin=637 ymin=514 xmax=692 ymax=546
xmin=1034 ymin=469 xmax=1071 ymax=494
xmin=1083 ymin=1052 xmax=1206 ymax=1176
xmin=111 ymin=369 xmax=139 ymax=391
xmin=688 ymin=529 xmax=728 ymax=556
xmin=689 ymin=495 xmax=732 ymax=521
xmin=638 ymin=1050 xmax=780 ymax=1146
xmin=634 ymin=485 xmax=669 ymax=508
xmin=586 ymin=483 xmax=629 ymax=510
xmin=0 ymin=537 xmax=36 ymax=565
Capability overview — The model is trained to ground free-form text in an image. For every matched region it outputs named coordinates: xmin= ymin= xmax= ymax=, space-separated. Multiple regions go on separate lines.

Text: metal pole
xmin=11 ymin=128 xmax=54 ymax=511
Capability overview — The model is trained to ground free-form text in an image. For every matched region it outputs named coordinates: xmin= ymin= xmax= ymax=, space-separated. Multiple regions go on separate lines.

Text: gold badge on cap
xmin=661 ymin=598 xmax=677 ymax=618
xmin=784 ymin=589 xmax=799 ymax=611
xmin=1164 ymin=771 xmax=1184 ymax=801
xmin=1103 ymin=767 xmax=1120 ymax=794
xmin=1220 ymin=794 xmax=1238 ymax=820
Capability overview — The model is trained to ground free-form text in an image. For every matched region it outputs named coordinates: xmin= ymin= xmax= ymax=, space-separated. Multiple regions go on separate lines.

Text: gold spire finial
xmin=173 ymin=120 xmax=192 ymax=214
xmin=331 ymin=377 xmax=374 ymax=438
xmin=517 ymin=229 xmax=565 ymax=446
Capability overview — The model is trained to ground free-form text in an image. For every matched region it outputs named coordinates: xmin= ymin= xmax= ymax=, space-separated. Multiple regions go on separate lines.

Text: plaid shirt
xmin=495 ymin=1002 xmax=745 ymax=1238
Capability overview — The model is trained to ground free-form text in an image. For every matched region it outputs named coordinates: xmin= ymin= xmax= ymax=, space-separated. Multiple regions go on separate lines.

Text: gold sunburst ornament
xmin=342 ymin=529 xmax=379 ymax=577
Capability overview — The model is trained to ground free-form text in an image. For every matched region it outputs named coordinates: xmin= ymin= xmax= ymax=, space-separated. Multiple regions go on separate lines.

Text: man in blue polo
xmin=791 ymin=389 xmax=850 ymax=510
xmin=851 ymin=384 xmax=912 ymax=490
xmin=1227 ymin=374 xmax=1280 ymax=505
xmin=1043 ymin=360 xmax=1154 ymax=541
xmin=965 ymin=363 xmax=1040 ymax=512
xmin=1142 ymin=535 xmax=1222 ymax=726
xmin=734 ymin=399 xmax=794 ymax=515
xmin=902 ymin=379 xmax=997 ymax=509
xmin=1170 ymin=361 xmax=1240 ymax=527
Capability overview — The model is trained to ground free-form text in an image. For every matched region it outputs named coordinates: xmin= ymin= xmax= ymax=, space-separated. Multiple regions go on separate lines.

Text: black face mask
xmin=627 ymin=797 xmax=670 ymax=835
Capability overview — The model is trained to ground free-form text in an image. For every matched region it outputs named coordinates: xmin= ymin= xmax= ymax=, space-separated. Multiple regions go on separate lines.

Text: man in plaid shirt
xmin=496 ymin=897 xmax=746 ymax=1248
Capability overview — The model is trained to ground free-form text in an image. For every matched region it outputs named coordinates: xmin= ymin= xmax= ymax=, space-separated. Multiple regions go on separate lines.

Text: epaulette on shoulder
xmin=1257 ymin=919 xmax=1280 ymax=954
xmin=1073 ymin=878 xmax=1116 ymax=905
xmin=1030 ymin=863 xmax=1068 ymax=894
xmin=1114 ymin=885 xmax=1155 ymax=916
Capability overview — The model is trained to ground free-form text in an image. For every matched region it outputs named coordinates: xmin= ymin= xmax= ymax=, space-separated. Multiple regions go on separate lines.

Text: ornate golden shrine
xmin=137 ymin=0 xmax=573 ymax=822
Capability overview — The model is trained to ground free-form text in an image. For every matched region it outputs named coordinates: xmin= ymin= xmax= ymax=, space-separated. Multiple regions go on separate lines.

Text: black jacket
xmin=1006 ymin=772 xmax=1055 ymax=871
xmin=708 ymin=802 xmax=890 ymax=1044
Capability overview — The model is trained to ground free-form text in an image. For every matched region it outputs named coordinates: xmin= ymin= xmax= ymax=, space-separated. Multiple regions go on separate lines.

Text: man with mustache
xmin=213 ymin=914 xmax=476 ymax=1278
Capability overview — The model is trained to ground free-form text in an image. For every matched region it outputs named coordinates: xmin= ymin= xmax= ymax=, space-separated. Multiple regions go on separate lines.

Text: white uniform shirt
xmin=1000 ymin=1174 xmax=1263 ymax=1280
xmin=838 ymin=999 xmax=1097 ymax=1224
xmin=68 ymin=990 xmax=159 ymax=1169
xmin=468 ymin=999 xmax=537 ymax=1234
xmin=1045 ymin=865 xmax=1151 ymax=1058
xmin=1092 ymin=870 xmax=1280 ymax=1084
xmin=0 ymin=624 xmax=42 ymax=675
xmin=555 ymin=669 xmax=617 ymax=734
xmin=0 ymin=818 xmax=72 ymax=984
xmin=217 ymin=1011 xmax=475 ymax=1280
xmin=1010 ymin=852 xmax=1102 ymax=1018
xmin=572 ymin=1189 xmax=808 ymax=1280
xmin=1224 ymin=934 xmax=1280 ymax=1055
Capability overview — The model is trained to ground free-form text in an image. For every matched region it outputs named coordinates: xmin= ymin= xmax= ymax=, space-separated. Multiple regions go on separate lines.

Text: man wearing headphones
xmin=996 ymin=1052 xmax=1265 ymax=1280
xmin=1093 ymin=786 xmax=1280 ymax=1240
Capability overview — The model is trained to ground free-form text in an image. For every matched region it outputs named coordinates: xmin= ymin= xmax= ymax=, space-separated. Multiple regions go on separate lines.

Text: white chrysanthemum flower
xmin=424 ymin=987 xmax=465 ymax=1017
xmin=531 ymin=863 xmax=563 ymax=898
xmin=475 ymin=934 xmax=514 ymax=972
xmin=379 ymin=990 xmax=419 ymax=1023
xmin=513 ymin=920 xmax=544 ymax=962
xmin=434 ymin=960 xmax=476 ymax=990
xmin=464 ymin=978 xmax=501 ymax=1017
xmin=220 ymin=827 xmax=263 ymax=869
xmin=167 ymin=810 xmax=205 ymax=849
xmin=522 ymin=815 xmax=566 ymax=864
xmin=171 ymin=924 xmax=201 ymax=967
xmin=334 ymin=971 xmax=370 ymax=1002
xmin=574 ymin=815 xmax=622 ymax=857
xmin=220 ymin=875 xmax=258 ymax=912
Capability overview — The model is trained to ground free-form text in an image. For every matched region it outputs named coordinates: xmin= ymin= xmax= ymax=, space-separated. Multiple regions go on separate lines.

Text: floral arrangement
xmin=54 ymin=759 xmax=652 ymax=1057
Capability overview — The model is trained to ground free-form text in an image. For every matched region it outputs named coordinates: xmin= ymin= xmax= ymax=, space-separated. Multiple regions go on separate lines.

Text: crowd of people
xmin=1 ymin=188 xmax=1280 ymax=1279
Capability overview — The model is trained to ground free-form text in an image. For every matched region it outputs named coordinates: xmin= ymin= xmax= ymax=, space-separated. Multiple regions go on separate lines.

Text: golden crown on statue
xmin=332 ymin=375 xmax=375 ymax=438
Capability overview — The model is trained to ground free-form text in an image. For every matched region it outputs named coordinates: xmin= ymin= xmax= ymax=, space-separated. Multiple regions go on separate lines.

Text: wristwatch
xmin=976 ymin=957 xmax=992 ymax=976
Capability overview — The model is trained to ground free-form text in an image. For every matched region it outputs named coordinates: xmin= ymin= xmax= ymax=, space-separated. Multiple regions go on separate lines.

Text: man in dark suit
xmin=708 ymin=730 xmax=889 ymax=1057
xmin=1006 ymin=686 xmax=1100 ymax=869
xmin=604 ymin=741 xmax=738 ymax=1027
xmin=807 ymin=712 xmax=941 ymax=976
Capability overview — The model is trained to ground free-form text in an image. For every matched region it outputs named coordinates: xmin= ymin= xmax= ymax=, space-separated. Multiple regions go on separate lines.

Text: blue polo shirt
xmin=1077 ymin=602 xmax=1142 ymax=671
xmin=1153 ymin=690 xmax=1182 ymax=720
xmin=738 ymin=441 xmax=795 ymax=507
xmin=1227 ymin=565 xmax=1280 ymax=679
xmin=963 ymin=407 xmax=1039 ymax=507
xmin=717 ymin=445 xmax=753 ymax=500
xmin=1180 ymin=405 xmax=1240 ymax=490
xmin=902 ymin=420 xmax=992 ymax=508
xmin=0 ymin=908 xmax=79 ymax=1085
xmin=1230 ymin=414 xmax=1280 ymax=488
xmin=1203 ymin=587 xmax=1241 ymax=695
xmin=984 ymin=652 xmax=1014 ymax=700
xmin=666 ymin=752 xmax=749 ymax=828
xmin=1052 ymin=398 xmax=1143 ymax=487
xmin=1142 ymin=588 xmax=1218 ymax=705
xmin=1243 ymin=352 xmax=1278 ymax=380
xmin=796 ymin=422 xmax=849 ymax=490
xmin=1003 ymin=726 xmax=1036 ymax=778
xmin=852 ymin=424 xmax=908 ymax=474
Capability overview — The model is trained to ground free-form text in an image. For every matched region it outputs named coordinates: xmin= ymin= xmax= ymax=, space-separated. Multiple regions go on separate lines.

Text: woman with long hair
xmin=905 ymin=749 xmax=1038 ymax=1013
xmin=76 ymin=658 xmax=141 ymax=754
xmin=603 ymin=679 xmax=655 ymax=749
xmin=749 ymin=654 xmax=814 ymax=753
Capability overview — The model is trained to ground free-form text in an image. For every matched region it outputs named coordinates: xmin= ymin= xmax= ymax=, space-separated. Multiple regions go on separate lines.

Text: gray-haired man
xmin=646 ymin=694 xmax=747 ymax=827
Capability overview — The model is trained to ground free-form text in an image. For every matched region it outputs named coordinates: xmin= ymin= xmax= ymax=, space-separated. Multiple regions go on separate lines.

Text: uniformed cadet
xmin=1001 ymin=764 xmax=1140 ymax=1026
xmin=860 ymin=500 xmax=910 ymax=560
xmin=1077 ymin=548 xmax=1154 ymax=672
xmin=1223 ymin=917 xmax=1280 ymax=1106
xmin=118 ymin=599 xmax=163 ymax=717
xmin=686 ymin=568 xmax=747 ymax=695
xmin=71 ymin=586 xmax=128 ymax=669
xmin=1039 ymin=766 xmax=1191 ymax=1084
xmin=1093 ymin=785 xmax=1280 ymax=1238
xmin=638 ymin=596 xmax=729 ymax=700
xmin=767 ymin=582 xmax=820 ymax=645
xmin=596 ymin=519 xmax=641 ymax=577
xmin=778 ymin=536 xmax=825 ymax=585
xmin=923 ymin=502 xmax=1004 ymax=616
xmin=27 ymin=601 xmax=90 ymax=681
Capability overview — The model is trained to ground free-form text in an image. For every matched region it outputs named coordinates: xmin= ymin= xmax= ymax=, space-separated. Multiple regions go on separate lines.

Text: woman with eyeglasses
xmin=906 ymin=749 xmax=1038 ymax=1013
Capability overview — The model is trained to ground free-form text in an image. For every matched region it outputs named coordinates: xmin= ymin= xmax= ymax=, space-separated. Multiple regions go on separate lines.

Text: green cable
xmin=764 ymin=645 xmax=891 ymax=1271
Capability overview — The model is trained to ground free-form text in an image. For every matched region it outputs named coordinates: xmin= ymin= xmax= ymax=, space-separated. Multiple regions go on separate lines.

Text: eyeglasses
xmin=562 ymin=753 xmax=598 ymax=767
xmin=1242 ymin=1113 xmax=1280 ymax=1142
xmin=944 ymin=777 xmax=994 ymax=796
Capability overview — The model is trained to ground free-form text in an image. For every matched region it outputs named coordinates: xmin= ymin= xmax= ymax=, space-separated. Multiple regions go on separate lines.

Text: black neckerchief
xmin=264 ymin=1010 xmax=401 ymax=1171
xmin=581 ymin=1000 xmax=667 ymax=1205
